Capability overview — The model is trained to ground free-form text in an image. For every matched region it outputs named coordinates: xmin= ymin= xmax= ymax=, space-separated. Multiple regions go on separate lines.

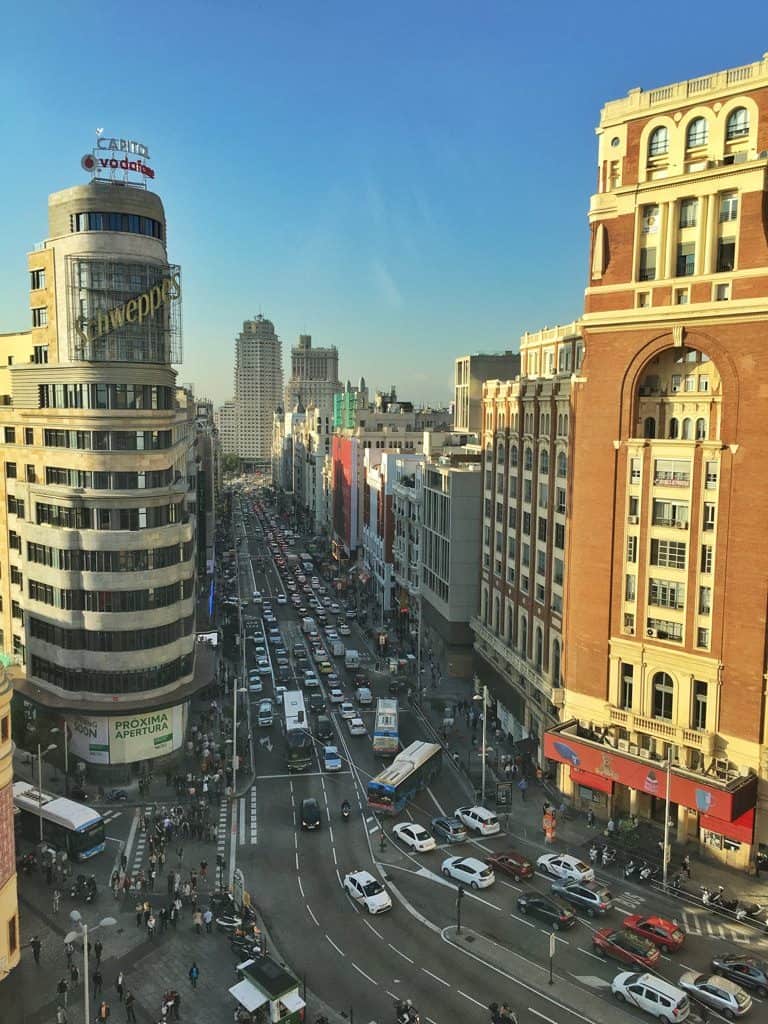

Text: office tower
xmin=234 ymin=315 xmax=283 ymax=470
xmin=284 ymin=334 xmax=340 ymax=414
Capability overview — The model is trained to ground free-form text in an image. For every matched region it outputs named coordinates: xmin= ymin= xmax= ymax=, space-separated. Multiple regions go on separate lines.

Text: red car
xmin=593 ymin=928 xmax=660 ymax=969
xmin=486 ymin=850 xmax=534 ymax=882
xmin=622 ymin=914 xmax=686 ymax=953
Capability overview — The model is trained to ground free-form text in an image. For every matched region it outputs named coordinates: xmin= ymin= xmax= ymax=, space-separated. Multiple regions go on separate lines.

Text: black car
xmin=711 ymin=954 xmax=768 ymax=998
xmin=293 ymin=643 xmax=306 ymax=657
xmin=516 ymin=892 xmax=576 ymax=930
xmin=300 ymin=798 xmax=322 ymax=830
xmin=315 ymin=714 xmax=334 ymax=742
xmin=308 ymin=692 xmax=325 ymax=713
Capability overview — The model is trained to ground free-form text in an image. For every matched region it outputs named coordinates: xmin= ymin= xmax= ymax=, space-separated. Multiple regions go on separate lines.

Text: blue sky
xmin=0 ymin=2 xmax=765 ymax=405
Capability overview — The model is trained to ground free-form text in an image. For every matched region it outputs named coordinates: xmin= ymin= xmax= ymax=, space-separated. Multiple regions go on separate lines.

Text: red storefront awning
xmin=570 ymin=767 xmax=613 ymax=794
xmin=700 ymin=807 xmax=756 ymax=844
xmin=544 ymin=730 xmax=757 ymax=823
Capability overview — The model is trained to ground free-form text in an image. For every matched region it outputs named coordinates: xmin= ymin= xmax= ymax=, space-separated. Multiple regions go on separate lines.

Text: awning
xmin=278 ymin=990 xmax=306 ymax=1014
xmin=229 ymin=980 xmax=268 ymax=1013
xmin=700 ymin=807 xmax=756 ymax=845
xmin=570 ymin=767 xmax=613 ymax=794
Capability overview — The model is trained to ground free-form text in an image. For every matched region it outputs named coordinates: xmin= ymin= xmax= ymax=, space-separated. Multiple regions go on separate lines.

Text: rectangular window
xmin=649 ymin=577 xmax=685 ymax=609
xmin=4 ymin=427 xmax=15 ymax=444
xmin=652 ymin=499 xmax=689 ymax=527
xmin=692 ymin=680 xmax=708 ymax=730
xmin=654 ymin=458 xmax=690 ymax=486
xmin=639 ymin=247 xmax=657 ymax=281
xmin=521 ymin=543 xmax=530 ymax=568
xmin=508 ymin=506 xmax=517 ymax=530
xmin=536 ymin=549 xmax=546 ymax=575
xmin=699 ymin=586 xmax=712 ymax=615
xmin=642 ymin=204 xmax=660 ymax=233
xmin=629 ymin=495 xmax=639 ymax=518
xmin=679 ymin=198 xmax=698 ymax=228
xmin=705 ymin=462 xmax=718 ymax=489
xmin=554 ymin=523 xmax=565 ymax=550
xmin=703 ymin=503 xmax=716 ymax=531
xmin=33 ymin=344 xmax=49 ymax=364
xmin=697 ymin=627 xmax=710 ymax=649
xmin=630 ymin=458 xmax=641 ymax=484
xmin=700 ymin=544 xmax=713 ymax=574
xmin=553 ymin=558 xmax=563 ymax=586
xmin=523 ymin=479 xmax=532 ymax=503
xmin=719 ymin=193 xmax=738 ymax=222
xmin=717 ymin=238 xmax=735 ymax=273
xmin=30 ymin=269 xmax=46 ymax=290
xmin=5 ymin=462 xmax=16 ymax=479
xmin=625 ymin=574 xmax=636 ymax=601
xmin=24 ymin=428 xmax=34 ymax=445
xmin=556 ymin=487 xmax=566 ymax=514
xmin=674 ymin=288 xmax=689 ymax=305
xmin=650 ymin=539 xmax=687 ymax=569
xmin=676 ymin=242 xmax=696 ymax=277
xmin=637 ymin=291 xmax=651 ymax=308
xmin=537 ymin=517 xmax=547 ymax=542
xmin=522 ymin=512 xmax=531 ymax=536
xmin=626 ymin=535 xmax=637 ymax=563
xmin=26 ymin=465 xmax=36 ymax=483
xmin=620 ymin=664 xmax=634 ymax=709
xmin=714 ymin=282 xmax=730 ymax=301
xmin=32 ymin=307 xmax=48 ymax=327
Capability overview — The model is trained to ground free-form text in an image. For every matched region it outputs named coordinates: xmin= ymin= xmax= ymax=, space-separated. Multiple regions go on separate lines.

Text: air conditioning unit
xmin=639 ymin=747 xmax=652 ymax=760
xmin=675 ymin=521 xmax=686 ymax=529
xmin=647 ymin=627 xmax=658 ymax=638
xmin=629 ymin=743 xmax=639 ymax=755
xmin=671 ymin=384 xmax=680 ymax=393
xmin=626 ymin=626 xmax=635 ymax=635
xmin=628 ymin=515 xmax=639 ymax=525
xmin=617 ymin=739 xmax=630 ymax=752
xmin=733 ymin=152 xmax=747 ymax=164
xmin=759 ymin=150 xmax=768 ymax=159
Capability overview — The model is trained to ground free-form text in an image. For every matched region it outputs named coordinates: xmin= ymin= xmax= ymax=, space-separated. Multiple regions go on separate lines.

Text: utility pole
xmin=456 ymin=884 xmax=465 ymax=934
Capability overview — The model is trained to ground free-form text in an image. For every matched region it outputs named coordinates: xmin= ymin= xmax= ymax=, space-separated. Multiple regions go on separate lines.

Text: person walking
xmin=98 ymin=999 xmax=110 ymax=1022
xmin=192 ymin=909 xmax=203 ymax=934
xmin=681 ymin=854 xmax=691 ymax=880
xmin=64 ymin=940 xmax=74 ymax=967
xmin=125 ymin=991 xmax=137 ymax=1023
xmin=203 ymin=907 xmax=213 ymax=933
xmin=94 ymin=939 xmax=103 ymax=967
xmin=56 ymin=1005 xmax=67 ymax=1024
xmin=172 ymin=990 xmax=181 ymax=1020
xmin=53 ymin=888 xmax=62 ymax=913
xmin=518 ymin=778 xmax=528 ymax=802
xmin=69 ymin=962 xmax=80 ymax=988
xmin=159 ymin=906 xmax=168 ymax=932
xmin=56 ymin=977 xmax=69 ymax=1007
xmin=115 ymin=971 xmax=125 ymax=1002
xmin=135 ymin=900 xmax=143 ymax=928
xmin=93 ymin=967 xmax=104 ymax=998
xmin=146 ymin=913 xmax=156 ymax=939
xmin=30 ymin=936 xmax=42 ymax=964
xmin=199 ymin=858 xmax=208 ymax=881
xmin=188 ymin=962 xmax=199 ymax=989
xmin=169 ymin=903 xmax=178 ymax=929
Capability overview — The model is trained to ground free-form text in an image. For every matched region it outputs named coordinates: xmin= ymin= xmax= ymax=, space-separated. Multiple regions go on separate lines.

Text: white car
xmin=455 ymin=805 xmax=500 ymax=836
xmin=276 ymin=593 xmax=287 ymax=605
xmin=393 ymin=822 xmax=436 ymax=853
xmin=329 ymin=687 xmax=345 ymax=704
xmin=340 ymin=701 xmax=356 ymax=720
xmin=347 ymin=716 xmax=367 ymax=737
xmin=273 ymin=686 xmax=287 ymax=706
xmin=611 ymin=972 xmax=690 ymax=1022
xmin=323 ymin=746 xmax=343 ymax=772
xmin=338 ymin=624 xmax=351 ymax=636
xmin=343 ymin=870 xmax=392 ymax=914
xmin=537 ymin=853 xmax=594 ymax=883
xmin=441 ymin=856 xmax=495 ymax=889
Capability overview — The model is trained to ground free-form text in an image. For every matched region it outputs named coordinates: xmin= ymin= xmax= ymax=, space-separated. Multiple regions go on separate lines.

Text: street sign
xmin=496 ymin=782 xmax=513 ymax=806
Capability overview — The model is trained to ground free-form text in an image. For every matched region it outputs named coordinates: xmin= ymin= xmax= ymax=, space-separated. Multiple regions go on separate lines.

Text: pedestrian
xmin=203 ymin=907 xmax=213 ymax=933
xmin=94 ymin=939 xmax=103 ymax=966
xmin=93 ymin=967 xmax=103 ymax=998
xmin=30 ymin=935 xmax=41 ymax=964
xmin=125 ymin=991 xmax=137 ymax=1023
xmin=56 ymin=1006 xmax=67 ymax=1024
xmin=188 ymin=962 xmax=199 ymax=988
xmin=115 ymin=971 xmax=125 ymax=1002
xmin=193 ymin=909 xmax=203 ymax=934
xmin=172 ymin=990 xmax=181 ymax=1020
xmin=586 ymin=807 xmax=595 ymax=828
xmin=70 ymin=963 xmax=80 ymax=988
xmin=120 ymin=853 xmax=128 ymax=872
xmin=57 ymin=977 xmax=69 ymax=1007
xmin=199 ymin=858 xmax=208 ymax=880
xmin=518 ymin=778 xmax=528 ymax=802
xmin=681 ymin=854 xmax=691 ymax=880
xmin=146 ymin=914 xmax=156 ymax=939
xmin=135 ymin=901 xmax=143 ymax=928
xmin=53 ymin=888 xmax=62 ymax=913
xmin=64 ymin=940 xmax=74 ymax=967
xmin=159 ymin=906 xmax=168 ymax=932
xmin=504 ymin=761 xmax=512 ymax=781
xmin=169 ymin=904 xmax=178 ymax=929
xmin=98 ymin=999 xmax=110 ymax=1022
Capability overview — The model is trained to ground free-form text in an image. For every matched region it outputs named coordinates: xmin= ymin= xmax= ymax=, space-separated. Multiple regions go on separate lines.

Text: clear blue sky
xmin=0 ymin=2 xmax=764 ymax=405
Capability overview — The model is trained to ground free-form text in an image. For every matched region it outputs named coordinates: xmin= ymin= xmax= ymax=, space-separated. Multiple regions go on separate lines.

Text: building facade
xmin=472 ymin=323 xmax=582 ymax=751
xmin=550 ymin=56 xmax=768 ymax=865
xmin=283 ymin=334 xmax=340 ymax=414
xmin=454 ymin=352 xmax=521 ymax=433
xmin=0 ymin=178 xmax=211 ymax=771
xmin=234 ymin=315 xmax=283 ymax=470
xmin=214 ymin=399 xmax=237 ymax=456
xmin=0 ymin=658 xmax=19 ymax=982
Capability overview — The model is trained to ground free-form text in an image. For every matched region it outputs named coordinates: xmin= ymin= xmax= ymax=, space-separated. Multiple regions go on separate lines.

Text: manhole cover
xmin=464 ymin=935 xmax=475 ymax=943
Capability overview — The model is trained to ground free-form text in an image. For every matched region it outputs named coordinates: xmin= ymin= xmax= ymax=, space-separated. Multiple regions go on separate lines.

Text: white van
xmin=612 ymin=972 xmax=690 ymax=1023
xmin=356 ymin=687 xmax=373 ymax=706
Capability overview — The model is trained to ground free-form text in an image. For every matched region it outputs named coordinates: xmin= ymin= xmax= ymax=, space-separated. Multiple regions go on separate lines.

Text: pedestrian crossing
xmin=678 ymin=906 xmax=752 ymax=943
xmin=128 ymin=805 xmax=153 ymax=881
xmin=234 ymin=789 xmax=259 ymax=846
xmin=217 ymin=798 xmax=228 ymax=860
xmin=102 ymin=810 xmax=122 ymax=824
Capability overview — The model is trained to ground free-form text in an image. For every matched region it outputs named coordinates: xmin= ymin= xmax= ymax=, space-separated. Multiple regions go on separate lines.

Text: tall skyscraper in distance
xmin=284 ymin=334 xmax=341 ymax=414
xmin=234 ymin=315 xmax=283 ymax=470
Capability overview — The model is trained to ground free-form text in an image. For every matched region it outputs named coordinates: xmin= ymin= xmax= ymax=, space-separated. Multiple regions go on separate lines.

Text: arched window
xmin=551 ymin=640 xmax=561 ymax=688
xmin=563 ymin=414 xmax=569 ymax=437
xmin=648 ymin=126 xmax=669 ymax=157
xmin=644 ymin=417 xmax=656 ymax=439
xmin=540 ymin=448 xmax=549 ymax=474
xmin=652 ymin=671 xmax=674 ymax=720
xmin=524 ymin=447 xmax=533 ymax=471
xmin=535 ymin=627 xmax=543 ymax=671
xmin=726 ymin=107 xmax=749 ymax=140
xmin=492 ymin=594 xmax=500 ymax=633
xmin=686 ymin=117 xmax=708 ymax=148
xmin=557 ymin=452 xmax=567 ymax=478
xmin=520 ymin=616 xmax=528 ymax=657
xmin=557 ymin=414 xmax=563 ymax=435
xmin=480 ymin=587 xmax=488 ymax=623
xmin=509 ymin=446 xmax=518 ymax=468
xmin=668 ymin=417 xmax=679 ymax=439
xmin=504 ymin=603 xmax=512 ymax=642
xmin=681 ymin=418 xmax=692 ymax=440
xmin=695 ymin=417 xmax=707 ymax=441
xmin=496 ymin=442 xmax=505 ymax=463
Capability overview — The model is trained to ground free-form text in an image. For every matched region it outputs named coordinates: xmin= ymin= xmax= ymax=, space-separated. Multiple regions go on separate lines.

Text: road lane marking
xmin=238 ymin=797 xmax=246 ymax=845
xmin=422 ymin=968 xmax=450 ymax=987
xmin=388 ymin=943 xmax=414 ymax=963
xmin=307 ymin=904 xmax=319 ymax=927
xmin=364 ymin=920 xmax=384 ymax=939
xmin=325 ymin=934 xmax=346 ymax=957
xmin=351 ymin=962 xmax=378 ymax=985
xmin=500 ymin=880 xmax=523 ymax=891
xmin=457 ymin=990 xmax=486 ymax=1008
xmin=529 ymin=1009 xmax=559 ymax=1024
xmin=578 ymin=946 xmax=604 ymax=962
xmin=297 ymin=876 xmax=304 ymax=898
xmin=509 ymin=912 xmax=536 ymax=928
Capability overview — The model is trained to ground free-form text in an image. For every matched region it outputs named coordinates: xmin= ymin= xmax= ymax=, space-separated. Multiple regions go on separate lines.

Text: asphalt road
xmin=225 ymin=494 xmax=768 ymax=1024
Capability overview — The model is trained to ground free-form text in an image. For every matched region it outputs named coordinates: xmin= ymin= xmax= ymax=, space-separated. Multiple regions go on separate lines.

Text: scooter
xmin=602 ymin=845 xmax=616 ymax=867
xmin=341 ymin=801 xmax=351 ymax=821
xmin=624 ymin=858 xmax=638 ymax=879
xmin=395 ymin=1000 xmax=420 ymax=1024
xmin=488 ymin=1004 xmax=518 ymax=1024
xmin=589 ymin=844 xmax=599 ymax=864
xmin=638 ymin=862 xmax=658 ymax=884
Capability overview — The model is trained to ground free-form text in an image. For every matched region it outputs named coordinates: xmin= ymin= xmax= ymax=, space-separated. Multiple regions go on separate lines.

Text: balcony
xmin=654 ymin=474 xmax=690 ymax=488
xmin=608 ymin=706 xmax=715 ymax=755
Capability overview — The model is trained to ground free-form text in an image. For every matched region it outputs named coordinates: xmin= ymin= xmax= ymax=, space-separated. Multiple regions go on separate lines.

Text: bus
xmin=283 ymin=690 xmax=313 ymax=772
xmin=13 ymin=781 xmax=106 ymax=861
xmin=372 ymin=698 xmax=399 ymax=757
xmin=367 ymin=741 xmax=442 ymax=814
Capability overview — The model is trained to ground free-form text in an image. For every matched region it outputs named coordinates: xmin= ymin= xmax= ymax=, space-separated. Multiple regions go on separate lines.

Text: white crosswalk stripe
xmin=102 ymin=810 xmax=122 ymax=823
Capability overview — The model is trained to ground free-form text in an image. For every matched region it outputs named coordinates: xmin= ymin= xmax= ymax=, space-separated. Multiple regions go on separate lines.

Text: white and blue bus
xmin=283 ymin=690 xmax=313 ymax=772
xmin=367 ymin=740 xmax=442 ymax=814
xmin=13 ymin=782 xmax=106 ymax=861
xmin=371 ymin=698 xmax=399 ymax=757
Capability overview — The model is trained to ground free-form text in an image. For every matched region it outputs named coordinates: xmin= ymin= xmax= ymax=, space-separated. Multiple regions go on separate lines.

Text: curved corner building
xmin=0 ymin=177 xmax=208 ymax=773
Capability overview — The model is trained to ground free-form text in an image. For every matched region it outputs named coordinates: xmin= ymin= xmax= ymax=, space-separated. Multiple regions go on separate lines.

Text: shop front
xmin=544 ymin=721 xmax=758 ymax=869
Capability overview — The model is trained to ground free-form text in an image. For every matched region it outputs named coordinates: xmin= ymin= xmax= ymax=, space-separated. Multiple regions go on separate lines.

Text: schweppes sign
xmin=76 ymin=272 xmax=181 ymax=346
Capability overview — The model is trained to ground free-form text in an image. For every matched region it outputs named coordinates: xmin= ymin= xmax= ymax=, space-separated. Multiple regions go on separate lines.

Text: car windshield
xmin=362 ymin=880 xmax=383 ymax=896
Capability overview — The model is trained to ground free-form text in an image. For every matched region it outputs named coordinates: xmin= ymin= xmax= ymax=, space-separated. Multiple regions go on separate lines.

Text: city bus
xmin=13 ymin=781 xmax=106 ymax=861
xmin=367 ymin=741 xmax=442 ymax=814
xmin=371 ymin=698 xmax=399 ymax=757
xmin=283 ymin=690 xmax=313 ymax=772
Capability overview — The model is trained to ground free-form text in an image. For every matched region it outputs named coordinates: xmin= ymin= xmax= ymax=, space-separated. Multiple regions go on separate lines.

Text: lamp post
xmin=36 ymin=743 xmax=57 ymax=843
xmin=472 ymin=686 xmax=489 ymax=805
xmin=456 ymin=884 xmax=465 ymax=934
xmin=66 ymin=913 xmax=116 ymax=1024
xmin=662 ymin=758 xmax=673 ymax=888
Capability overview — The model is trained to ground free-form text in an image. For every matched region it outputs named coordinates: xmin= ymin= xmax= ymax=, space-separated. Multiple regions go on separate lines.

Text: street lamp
xmin=36 ymin=743 xmax=57 ymax=843
xmin=472 ymin=686 xmax=489 ymax=805
xmin=662 ymin=758 xmax=673 ymax=888
xmin=66 ymin=913 xmax=116 ymax=1024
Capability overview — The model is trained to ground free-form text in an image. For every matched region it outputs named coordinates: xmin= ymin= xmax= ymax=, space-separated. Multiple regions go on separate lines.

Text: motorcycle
xmin=714 ymin=886 xmax=762 ymax=920
xmin=216 ymin=913 xmax=243 ymax=932
xmin=489 ymin=1003 xmax=518 ymax=1024
xmin=341 ymin=801 xmax=351 ymax=821
xmin=638 ymin=862 xmax=658 ymax=884
xmin=602 ymin=845 xmax=616 ymax=867
xmin=700 ymin=885 xmax=722 ymax=909
xmin=623 ymin=858 xmax=638 ymax=879
xmin=395 ymin=999 xmax=420 ymax=1024
xmin=588 ymin=844 xmax=599 ymax=864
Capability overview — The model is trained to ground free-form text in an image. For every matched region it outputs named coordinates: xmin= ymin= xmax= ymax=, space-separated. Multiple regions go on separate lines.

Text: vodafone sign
xmin=81 ymin=135 xmax=155 ymax=181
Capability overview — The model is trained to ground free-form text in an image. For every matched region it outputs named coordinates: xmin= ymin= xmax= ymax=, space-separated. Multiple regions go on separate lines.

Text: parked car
xmin=710 ymin=955 xmax=768 ymax=998
xmin=593 ymin=929 xmax=660 ymax=969
xmin=343 ymin=871 xmax=392 ymax=914
xmin=441 ymin=856 xmax=495 ymax=889
xmin=678 ymin=972 xmax=752 ymax=1019
xmin=300 ymin=797 xmax=322 ymax=831
xmin=623 ymin=915 xmax=685 ymax=954
xmin=611 ymin=973 xmax=690 ymax=1022
xmin=486 ymin=850 xmax=534 ymax=882
xmin=431 ymin=816 xmax=468 ymax=844
xmin=393 ymin=822 xmax=436 ymax=853
xmin=551 ymin=878 xmax=613 ymax=916
xmin=536 ymin=853 xmax=594 ymax=882
xmin=455 ymin=805 xmax=500 ymax=836
xmin=516 ymin=892 xmax=575 ymax=930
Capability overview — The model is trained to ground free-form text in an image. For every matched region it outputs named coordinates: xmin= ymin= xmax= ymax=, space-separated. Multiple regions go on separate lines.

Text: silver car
xmin=678 ymin=972 xmax=752 ymax=1019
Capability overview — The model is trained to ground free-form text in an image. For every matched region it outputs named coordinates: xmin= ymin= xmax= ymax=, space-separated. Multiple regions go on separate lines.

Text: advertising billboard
xmin=68 ymin=715 xmax=110 ymax=765
xmin=66 ymin=706 xmax=186 ymax=764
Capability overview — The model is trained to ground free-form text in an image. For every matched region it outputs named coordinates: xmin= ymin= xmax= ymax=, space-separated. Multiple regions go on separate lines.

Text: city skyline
xmin=0 ymin=3 xmax=759 ymax=405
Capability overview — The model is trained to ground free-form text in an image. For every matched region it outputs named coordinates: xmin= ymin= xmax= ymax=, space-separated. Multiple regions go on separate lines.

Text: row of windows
xmin=39 ymin=383 xmax=174 ymax=411
xmin=45 ymin=466 xmax=176 ymax=490
xmin=72 ymin=211 xmax=163 ymax=240
xmin=31 ymin=653 xmax=193 ymax=694
xmin=30 ymin=614 xmax=193 ymax=652
xmin=638 ymin=238 xmax=735 ymax=281
xmin=26 ymin=540 xmax=194 ymax=572
xmin=35 ymin=500 xmax=186 ymax=531
xmin=28 ymin=576 xmax=194 ymax=611
xmin=43 ymin=428 xmax=174 ymax=451
xmin=619 ymin=667 xmax=708 ymax=729
xmin=647 ymin=108 xmax=749 ymax=159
